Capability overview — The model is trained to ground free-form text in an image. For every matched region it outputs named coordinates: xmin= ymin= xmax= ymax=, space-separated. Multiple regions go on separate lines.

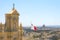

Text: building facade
xmin=0 ymin=4 xmax=23 ymax=40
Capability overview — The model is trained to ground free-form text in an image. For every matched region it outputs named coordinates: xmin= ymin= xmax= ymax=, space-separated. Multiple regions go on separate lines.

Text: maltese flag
xmin=31 ymin=24 xmax=37 ymax=31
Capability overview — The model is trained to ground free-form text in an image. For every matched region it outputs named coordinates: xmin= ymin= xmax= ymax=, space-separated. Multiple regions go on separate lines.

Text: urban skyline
xmin=0 ymin=0 xmax=60 ymax=26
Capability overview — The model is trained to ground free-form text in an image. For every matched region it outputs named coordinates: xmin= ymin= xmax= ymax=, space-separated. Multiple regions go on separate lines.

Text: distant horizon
xmin=22 ymin=25 xmax=60 ymax=27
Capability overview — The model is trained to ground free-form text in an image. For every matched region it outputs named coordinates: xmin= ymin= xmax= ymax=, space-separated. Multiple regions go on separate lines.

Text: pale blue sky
xmin=0 ymin=0 xmax=60 ymax=26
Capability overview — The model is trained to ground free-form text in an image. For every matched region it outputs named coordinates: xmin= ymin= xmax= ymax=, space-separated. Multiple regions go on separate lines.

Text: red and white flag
xmin=31 ymin=24 xmax=37 ymax=31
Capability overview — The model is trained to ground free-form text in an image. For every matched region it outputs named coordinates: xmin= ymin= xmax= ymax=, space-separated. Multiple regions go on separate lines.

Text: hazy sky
xmin=0 ymin=0 xmax=60 ymax=26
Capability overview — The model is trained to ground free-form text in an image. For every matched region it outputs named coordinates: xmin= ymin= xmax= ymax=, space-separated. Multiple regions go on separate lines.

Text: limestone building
xmin=0 ymin=4 xmax=23 ymax=40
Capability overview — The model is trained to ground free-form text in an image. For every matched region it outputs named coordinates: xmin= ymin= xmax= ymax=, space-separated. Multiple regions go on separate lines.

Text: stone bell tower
xmin=0 ymin=4 xmax=23 ymax=40
xmin=5 ymin=4 xmax=19 ymax=32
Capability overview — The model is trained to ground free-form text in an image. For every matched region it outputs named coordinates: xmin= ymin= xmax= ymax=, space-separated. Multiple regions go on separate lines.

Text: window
xmin=7 ymin=36 xmax=12 ymax=38
xmin=14 ymin=37 xmax=17 ymax=40
xmin=0 ymin=36 xmax=4 ymax=40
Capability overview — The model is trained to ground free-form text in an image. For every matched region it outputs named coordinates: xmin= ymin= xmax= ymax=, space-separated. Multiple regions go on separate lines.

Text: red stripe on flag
xmin=34 ymin=26 xmax=37 ymax=31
